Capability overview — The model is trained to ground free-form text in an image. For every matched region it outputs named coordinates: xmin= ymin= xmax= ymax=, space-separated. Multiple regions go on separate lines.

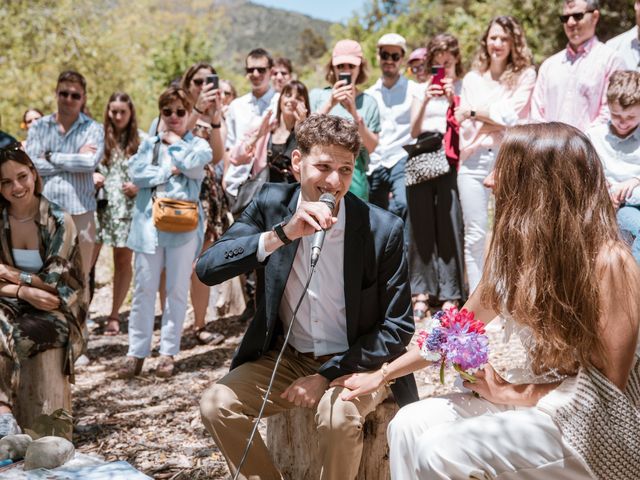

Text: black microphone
xmin=310 ymin=192 xmax=336 ymax=268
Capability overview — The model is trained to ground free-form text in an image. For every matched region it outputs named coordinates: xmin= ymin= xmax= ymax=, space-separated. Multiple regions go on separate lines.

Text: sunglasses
xmin=380 ymin=51 xmax=402 ymax=62
xmin=336 ymin=63 xmax=357 ymax=70
xmin=0 ymin=142 xmax=25 ymax=161
xmin=411 ymin=64 xmax=426 ymax=74
xmin=58 ymin=90 xmax=82 ymax=101
xmin=246 ymin=67 xmax=268 ymax=75
xmin=192 ymin=78 xmax=205 ymax=87
xmin=161 ymin=108 xmax=187 ymax=118
xmin=559 ymin=10 xmax=595 ymax=23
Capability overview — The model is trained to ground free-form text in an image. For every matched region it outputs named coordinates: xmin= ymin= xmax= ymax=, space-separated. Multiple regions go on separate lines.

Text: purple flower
xmin=445 ymin=333 xmax=489 ymax=370
xmin=426 ymin=328 xmax=447 ymax=352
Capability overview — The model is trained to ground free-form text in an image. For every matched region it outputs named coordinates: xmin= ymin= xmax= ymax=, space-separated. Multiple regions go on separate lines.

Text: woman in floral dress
xmin=93 ymin=92 xmax=142 ymax=335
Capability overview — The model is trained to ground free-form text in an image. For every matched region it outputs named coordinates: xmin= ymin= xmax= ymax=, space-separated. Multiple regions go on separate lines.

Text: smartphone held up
xmin=206 ymin=74 xmax=219 ymax=89
xmin=431 ymin=65 xmax=446 ymax=87
xmin=338 ymin=72 xmax=352 ymax=86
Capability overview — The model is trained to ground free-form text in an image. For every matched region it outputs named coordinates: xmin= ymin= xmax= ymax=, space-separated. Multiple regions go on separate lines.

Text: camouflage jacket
xmin=0 ymin=196 xmax=87 ymax=377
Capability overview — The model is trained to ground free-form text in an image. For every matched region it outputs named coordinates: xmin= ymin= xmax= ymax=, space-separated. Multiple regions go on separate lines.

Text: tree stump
xmin=266 ymin=398 xmax=399 ymax=480
xmin=14 ymin=348 xmax=72 ymax=439
xmin=213 ymin=276 xmax=246 ymax=318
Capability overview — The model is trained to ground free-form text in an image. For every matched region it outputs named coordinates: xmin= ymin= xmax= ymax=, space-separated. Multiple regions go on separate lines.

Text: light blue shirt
xmin=26 ymin=112 xmax=104 ymax=215
xmin=587 ymin=122 xmax=640 ymax=204
xmin=126 ymin=132 xmax=212 ymax=254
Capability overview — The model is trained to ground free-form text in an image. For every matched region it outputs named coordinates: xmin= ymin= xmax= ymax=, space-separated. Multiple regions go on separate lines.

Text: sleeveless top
xmin=12 ymin=248 xmax=43 ymax=273
xmin=502 ymin=315 xmax=640 ymax=479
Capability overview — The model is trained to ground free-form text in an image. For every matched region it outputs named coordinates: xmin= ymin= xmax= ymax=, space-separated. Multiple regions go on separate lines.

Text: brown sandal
xmin=104 ymin=316 xmax=120 ymax=336
xmin=116 ymin=356 xmax=144 ymax=379
xmin=156 ymin=356 xmax=174 ymax=378
xmin=196 ymin=328 xmax=225 ymax=345
xmin=441 ymin=300 xmax=460 ymax=311
xmin=412 ymin=294 xmax=429 ymax=320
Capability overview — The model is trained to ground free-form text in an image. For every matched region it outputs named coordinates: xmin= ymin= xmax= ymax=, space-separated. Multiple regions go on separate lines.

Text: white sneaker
xmin=0 ymin=413 xmax=21 ymax=438
xmin=75 ymin=354 xmax=90 ymax=367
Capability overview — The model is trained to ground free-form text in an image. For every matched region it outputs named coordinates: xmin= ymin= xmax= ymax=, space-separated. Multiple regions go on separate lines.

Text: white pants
xmin=127 ymin=235 xmax=198 ymax=358
xmin=457 ymin=148 xmax=495 ymax=293
xmin=388 ymin=393 xmax=591 ymax=479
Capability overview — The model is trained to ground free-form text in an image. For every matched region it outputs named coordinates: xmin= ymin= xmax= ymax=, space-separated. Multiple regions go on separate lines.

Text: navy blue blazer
xmin=196 ymin=183 xmax=419 ymax=407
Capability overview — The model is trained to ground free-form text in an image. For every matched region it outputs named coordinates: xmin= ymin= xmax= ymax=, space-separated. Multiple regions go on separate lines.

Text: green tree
xmin=298 ymin=28 xmax=328 ymax=65
xmin=0 ymin=0 xmax=224 ymax=137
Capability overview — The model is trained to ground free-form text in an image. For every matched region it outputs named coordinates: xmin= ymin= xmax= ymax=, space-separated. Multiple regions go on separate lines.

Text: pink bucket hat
xmin=408 ymin=47 xmax=427 ymax=63
xmin=332 ymin=39 xmax=363 ymax=66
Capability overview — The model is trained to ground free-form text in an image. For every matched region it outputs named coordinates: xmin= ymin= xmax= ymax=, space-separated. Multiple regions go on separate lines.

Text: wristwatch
xmin=19 ymin=271 xmax=32 ymax=286
xmin=273 ymin=221 xmax=292 ymax=245
xmin=44 ymin=151 xmax=52 ymax=162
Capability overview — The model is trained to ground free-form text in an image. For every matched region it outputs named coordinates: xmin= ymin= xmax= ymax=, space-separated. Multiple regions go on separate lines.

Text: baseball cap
xmin=377 ymin=33 xmax=407 ymax=52
xmin=332 ymin=39 xmax=363 ymax=66
xmin=408 ymin=48 xmax=427 ymax=63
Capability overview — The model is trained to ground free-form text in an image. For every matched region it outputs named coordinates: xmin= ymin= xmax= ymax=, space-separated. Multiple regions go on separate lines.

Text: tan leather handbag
xmin=152 ymin=196 xmax=198 ymax=233
xmin=149 ymin=134 xmax=198 ymax=233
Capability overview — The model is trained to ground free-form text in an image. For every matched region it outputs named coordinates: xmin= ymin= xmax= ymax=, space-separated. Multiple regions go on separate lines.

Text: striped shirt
xmin=26 ymin=112 xmax=104 ymax=214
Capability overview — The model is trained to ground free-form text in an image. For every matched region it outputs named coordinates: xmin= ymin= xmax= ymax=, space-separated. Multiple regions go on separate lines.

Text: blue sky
xmin=251 ymin=0 xmax=367 ymax=23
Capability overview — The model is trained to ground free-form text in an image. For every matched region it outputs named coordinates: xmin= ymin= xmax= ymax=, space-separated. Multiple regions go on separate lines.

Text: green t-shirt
xmin=309 ymin=87 xmax=381 ymax=201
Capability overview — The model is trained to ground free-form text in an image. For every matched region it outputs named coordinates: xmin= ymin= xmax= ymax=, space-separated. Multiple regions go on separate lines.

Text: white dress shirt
xmin=257 ymin=197 xmax=348 ymax=356
xmin=365 ymin=75 xmax=421 ymax=173
xmin=224 ymin=88 xmax=279 ymax=196
xmin=606 ymin=26 xmax=640 ymax=71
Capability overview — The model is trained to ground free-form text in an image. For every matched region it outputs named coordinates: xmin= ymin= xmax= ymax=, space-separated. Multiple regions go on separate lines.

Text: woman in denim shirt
xmin=120 ymin=86 xmax=212 ymax=378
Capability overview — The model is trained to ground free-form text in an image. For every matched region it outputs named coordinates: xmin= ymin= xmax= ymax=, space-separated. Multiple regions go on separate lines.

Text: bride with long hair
xmin=332 ymin=122 xmax=640 ymax=479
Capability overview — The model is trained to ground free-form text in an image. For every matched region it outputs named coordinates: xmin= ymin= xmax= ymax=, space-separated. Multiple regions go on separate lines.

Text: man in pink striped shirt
xmin=530 ymin=0 xmax=625 ymax=131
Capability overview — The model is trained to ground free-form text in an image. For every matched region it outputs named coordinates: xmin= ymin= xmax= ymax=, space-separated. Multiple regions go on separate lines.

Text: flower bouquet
xmin=416 ymin=307 xmax=489 ymax=384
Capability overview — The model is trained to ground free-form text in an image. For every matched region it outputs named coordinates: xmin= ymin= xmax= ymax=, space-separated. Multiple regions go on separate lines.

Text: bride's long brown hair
xmin=481 ymin=123 xmax=621 ymax=375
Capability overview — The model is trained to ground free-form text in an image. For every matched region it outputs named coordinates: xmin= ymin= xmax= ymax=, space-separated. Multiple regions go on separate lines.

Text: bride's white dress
xmin=387 ymin=317 xmax=594 ymax=479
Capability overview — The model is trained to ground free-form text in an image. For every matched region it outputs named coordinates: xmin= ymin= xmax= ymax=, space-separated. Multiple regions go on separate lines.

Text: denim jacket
xmin=126 ymin=131 xmax=212 ymax=254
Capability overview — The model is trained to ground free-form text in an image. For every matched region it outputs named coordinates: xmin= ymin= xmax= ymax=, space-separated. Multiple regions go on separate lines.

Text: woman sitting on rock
xmin=0 ymin=144 xmax=86 ymax=437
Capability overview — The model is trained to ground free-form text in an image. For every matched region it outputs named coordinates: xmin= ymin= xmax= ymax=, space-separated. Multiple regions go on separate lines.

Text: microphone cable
xmin=232 ymin=263 xmax=317 ymax=480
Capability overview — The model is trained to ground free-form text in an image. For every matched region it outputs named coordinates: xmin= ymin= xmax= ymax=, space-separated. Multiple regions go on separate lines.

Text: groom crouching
xmin=196 ymin=114 xmax=418 ymax=480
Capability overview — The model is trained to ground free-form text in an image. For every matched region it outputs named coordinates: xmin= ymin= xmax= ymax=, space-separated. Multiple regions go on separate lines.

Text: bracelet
xmin=380 ymin=362 xmax=395 ymax=386
xmin=210 ymin=123 xmax=221 ymax=129
xmin=16 ymin=285 xmax=21 ymax=300
xmin=193 ymin=106 xmax=204 ymax=115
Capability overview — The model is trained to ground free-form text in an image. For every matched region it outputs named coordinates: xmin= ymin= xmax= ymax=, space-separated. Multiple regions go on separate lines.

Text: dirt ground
xmin=72 ymin=247 xmax=524 ymax=479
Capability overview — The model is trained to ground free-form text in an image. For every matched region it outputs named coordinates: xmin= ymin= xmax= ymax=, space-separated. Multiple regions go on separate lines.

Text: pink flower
xmin=416 ymin=307 xmax=490 ymax=383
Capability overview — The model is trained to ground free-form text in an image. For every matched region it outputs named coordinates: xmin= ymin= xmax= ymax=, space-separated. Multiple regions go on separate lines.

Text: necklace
xmin=9 ymin=214 xmax=35 ymax=223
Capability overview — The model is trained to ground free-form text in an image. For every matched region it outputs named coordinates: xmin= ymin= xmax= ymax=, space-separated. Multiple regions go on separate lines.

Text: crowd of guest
xmin=1 ymin=0 xmax=640 ymax=477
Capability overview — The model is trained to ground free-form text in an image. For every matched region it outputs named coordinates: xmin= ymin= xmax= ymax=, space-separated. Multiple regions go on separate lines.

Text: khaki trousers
xmin=200 ymin=347 xmax=387 ymax=480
